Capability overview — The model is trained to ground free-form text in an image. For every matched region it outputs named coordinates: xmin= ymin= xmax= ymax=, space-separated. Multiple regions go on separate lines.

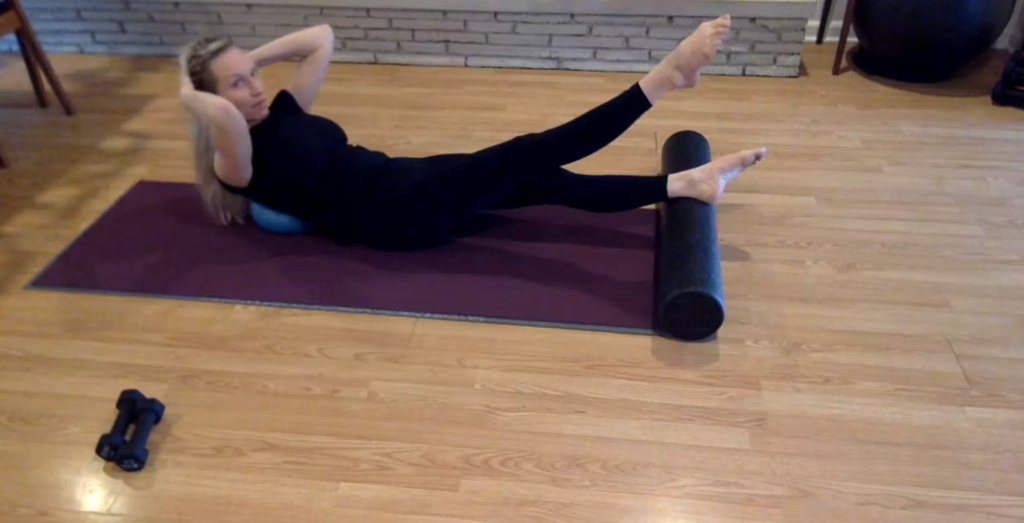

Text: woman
xmin=179 ymin=17 xmax=766 ymax=250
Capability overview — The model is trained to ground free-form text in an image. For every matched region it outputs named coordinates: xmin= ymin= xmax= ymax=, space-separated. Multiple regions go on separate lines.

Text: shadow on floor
xmin=0 ymin=53 xmax=166 ymax=291
xmin=841 ymin=45 xmax=1008 ymax=98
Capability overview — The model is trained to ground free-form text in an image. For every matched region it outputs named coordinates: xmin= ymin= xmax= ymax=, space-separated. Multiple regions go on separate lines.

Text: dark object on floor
xmin=114 ymin=397 xmax=165 ymax=472
xmin=30 ymin=181 xmax=659 ymax=335
xmin=851 ymin=0 xmax=1018 ymax=83
xmin=993 ymin=46 xmax=1024 ymax=108
xmin=94 ymin=389 xmax=146 ymax=461
xmin=655 ymin=132 xmax=725 ymax=341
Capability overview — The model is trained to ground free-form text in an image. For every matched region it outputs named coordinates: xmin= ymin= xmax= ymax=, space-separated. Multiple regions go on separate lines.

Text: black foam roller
xmin=655 ymin=131 xmax=725 ymax=341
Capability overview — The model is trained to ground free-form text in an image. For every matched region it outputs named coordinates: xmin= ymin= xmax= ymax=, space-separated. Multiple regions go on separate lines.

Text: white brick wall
xmin=3 ymin=2 xmax=807 ymax=77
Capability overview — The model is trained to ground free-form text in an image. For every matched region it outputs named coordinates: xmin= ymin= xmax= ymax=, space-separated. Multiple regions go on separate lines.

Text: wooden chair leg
xmin=0 ymin=147 xmax=6 ymax=169
xmin=15 ymin=30 xmax=49 ymax=109
xmin=833 ymin=0 xmax=859 ymax=75
xmin=816 ymin=0 xmax=836 ymax=44
xmin=9 ymin=0 xmax=75 ymax=115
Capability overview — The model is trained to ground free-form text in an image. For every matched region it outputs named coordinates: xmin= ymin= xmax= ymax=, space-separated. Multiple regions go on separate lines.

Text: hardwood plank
xmin=2 ymin=44 xmax=1023 ymax=523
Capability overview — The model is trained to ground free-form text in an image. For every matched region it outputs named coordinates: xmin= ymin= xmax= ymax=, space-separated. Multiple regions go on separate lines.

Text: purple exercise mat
xmin=30 ymin=181 xmax=658 ymax=334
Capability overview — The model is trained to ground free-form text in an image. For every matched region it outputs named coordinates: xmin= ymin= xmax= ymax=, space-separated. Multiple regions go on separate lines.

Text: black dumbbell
xmin=114 ymin=397 xmax=166 ymax=472
xmin=95 ymin=389 xmax=147 ymax=461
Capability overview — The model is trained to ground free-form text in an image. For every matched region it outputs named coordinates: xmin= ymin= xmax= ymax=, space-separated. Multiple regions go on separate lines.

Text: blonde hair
xmin=181 ymin=37 xmax=249 ymax=225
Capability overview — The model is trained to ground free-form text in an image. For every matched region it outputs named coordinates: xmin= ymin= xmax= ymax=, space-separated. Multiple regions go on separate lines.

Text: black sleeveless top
xmin=221 ymin=90 xmax=394 ymax=238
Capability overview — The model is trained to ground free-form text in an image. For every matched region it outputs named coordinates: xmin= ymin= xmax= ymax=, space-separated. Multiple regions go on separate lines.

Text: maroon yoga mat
xmin=29 ymin=181 xmax=658 ymax=334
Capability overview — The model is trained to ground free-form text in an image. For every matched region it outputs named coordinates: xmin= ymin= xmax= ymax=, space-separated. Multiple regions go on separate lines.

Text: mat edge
xmin=24 ymin=284 xmax=655 ymax=337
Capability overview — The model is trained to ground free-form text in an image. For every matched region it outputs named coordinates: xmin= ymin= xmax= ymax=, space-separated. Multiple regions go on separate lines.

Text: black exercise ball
xmin=852 ymin=0 xmax=1018 ymax=83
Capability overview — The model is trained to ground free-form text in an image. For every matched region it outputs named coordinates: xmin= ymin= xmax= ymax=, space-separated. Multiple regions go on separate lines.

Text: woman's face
xmin=210 ymin=47 xmax=269 ymax=123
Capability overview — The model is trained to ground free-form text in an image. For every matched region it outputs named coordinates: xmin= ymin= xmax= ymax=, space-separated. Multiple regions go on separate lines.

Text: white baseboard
xmin=804 ymin=20 xmax=858 ymax=43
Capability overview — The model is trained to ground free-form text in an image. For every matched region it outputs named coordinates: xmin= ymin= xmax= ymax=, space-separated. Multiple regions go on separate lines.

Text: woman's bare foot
xmin=639 ymin=15 xmax=732 ymax=103
xmin=667 ymin=147 xmax=768 ymax=204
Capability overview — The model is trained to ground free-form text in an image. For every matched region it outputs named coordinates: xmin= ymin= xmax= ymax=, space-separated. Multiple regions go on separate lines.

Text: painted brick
xmin=128 ymin=1 xmax=176 ymax=11
xmin=332 ymin=29 xmax=367 ymax=39
xmin=22 ymin=10 xmax=81 ymax=21
xmin=94 ymin=32 xmax=161 ymax=44
xmin=729 ymin=53 xmax=775 ymax=65
xmin=37 ymin=32 xmax=94 ymax=44
xmin=467 ymin=21 xmax=512 ymax=33
xmin=175 ymin=2 xmax=248 ymax=13
xmin=722 ymin=41 xmax=753 ymax=53
xmin=229 ymin=36 xmax=273 ymax=48
xmin=34 ymin=21 xmax=120 ymax=32
xmin=720 ymin=18 xmax=758 ymax=29
xmin=42 ymin=43 xmax=85 ymax=53
xmin=782 ymin=30 xmax=808 ymax=42
xmin=446 ymin=12 xmax=494 ymax=21
xmin=648 ymin=26 xmax=692 ymax=40
xmin=776 ymin=54 xmax=802 ymax=67
xmin=222 ymin=13 xmax=308 ymax=25
xmin=345 ymin=39 xmax=398 ymax=51
xmin=151 ymin=12 xmax=220 ymax=23
xmin=400 ymin=41 xmax=446 ymax=53
xmin=416 ymin=31 xmax=486 ymax=43
xmin=392 ymin=19 xmax=464 ymax=31
xmin=186 ymin=23 xmax=256 ymax=35
xmin=627 ymin=38 xmax=677 ymax=50
xmin=754 ymin=42 xmax=803 ymax=53
xmin=322 ymin=8 xmax=368 ymax=17
xmin=745 ymin=65 xmax=800 ymax=77
xmin=497 ymin=13 xmax=571 ymax=23
xmin=370 ymin=9 xmax=445 ymax=20
xmin=366 ymin=30 xmax=413 ymax=40
xmin=670 ymin=17 xmax=706 ymax=28
xmin=82 ymin=43 xmax=175 ymax=55
xmin=739 ymin=29 xmax=779 ymax=42
xmin=488 ymin=34 xmax=549 ymax=46
xmin=307 ymin=16 xmax=389 ymax=29
xmin=255 ymin=25 xmax=321 ymax=37
xmin=330 ymin=51 xmax=375 ymax=63
xmin=30 ymin=0 xmax=124 ymax=9
xmin=125 ymin=22 xmax=184 ymax=34
xmin=653 ymin=51 xmax=727 ymax=65
xmin=596 ymin=49 xmax=649 ymax=61
xmin=450 ymin=43 xmax=591 ymax=59
xmin=591 ymin=25 xmax=647 ymax=37
xmin=573 ymin=15 xmax=668 ymax=26
xmin=162 ymin=33 xmax=198 ymax=46
xmin=702 ymin=65 xmax=744 ymax=76
xmin=757 ymin=18 xmax=808 ymax=30
xmin=80 ymin=11 xmax=151 ymax=22
xmin=250 ymin=6 xmax=321 ymax=15
xmin=552 ymin=36 xmax=624 ymax=48
xmin=561 ymin=60 xmax=651 ymax=73
xmin=515 ymin=23 xmax=588 ymax=35
xmin=467 ymin=56 xmax=557 ymax=69
xmin=377 ymin=53 xmax=465 ymax=66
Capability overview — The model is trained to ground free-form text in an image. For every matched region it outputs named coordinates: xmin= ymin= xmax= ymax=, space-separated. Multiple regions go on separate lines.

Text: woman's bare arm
xmin=247 ymin=24 xmax=334 ymax=112
xmin=179 ymin=67 xmax=254 ymax=187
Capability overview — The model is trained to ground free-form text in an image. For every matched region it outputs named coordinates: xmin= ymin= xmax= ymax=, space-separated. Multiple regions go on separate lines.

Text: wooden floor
xmin=1 ymin=45 xmax=1023 ymax=523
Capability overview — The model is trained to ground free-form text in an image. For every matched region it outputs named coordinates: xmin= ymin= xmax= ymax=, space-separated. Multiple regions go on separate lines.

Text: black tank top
xmin=221 ymin=90 xmax=392 ymax=237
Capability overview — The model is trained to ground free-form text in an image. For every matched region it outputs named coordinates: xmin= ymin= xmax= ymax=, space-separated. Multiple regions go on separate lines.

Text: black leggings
xmin=363 ymin=83 xmax=678 ymax=250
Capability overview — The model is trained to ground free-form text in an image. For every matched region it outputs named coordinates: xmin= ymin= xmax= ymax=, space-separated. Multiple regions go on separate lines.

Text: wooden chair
xmin=0 ymin=0 xmax=76 ymax=167
xmin=816 ymin=0 xmax=859 ymax=75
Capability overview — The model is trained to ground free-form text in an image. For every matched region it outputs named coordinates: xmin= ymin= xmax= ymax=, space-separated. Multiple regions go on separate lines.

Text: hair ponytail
xmin=181 ymin=37 xmax=249 ymax=225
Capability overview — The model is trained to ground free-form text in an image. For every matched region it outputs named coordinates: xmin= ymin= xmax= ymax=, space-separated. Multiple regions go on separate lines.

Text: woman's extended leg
xmin=454 ymin=15 xmax=733 ymax=173
xmin=489 ymin=168 xmax=670 ymax=213
xmin=489 ymin=132 xmax=768 ymax=212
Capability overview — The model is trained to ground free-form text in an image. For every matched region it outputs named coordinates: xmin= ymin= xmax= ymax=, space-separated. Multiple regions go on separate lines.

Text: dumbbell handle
xmin=109 ymin=405 xmax=134 ymax=436
xmin=131 ymin=410 xmax=159 ymax=445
